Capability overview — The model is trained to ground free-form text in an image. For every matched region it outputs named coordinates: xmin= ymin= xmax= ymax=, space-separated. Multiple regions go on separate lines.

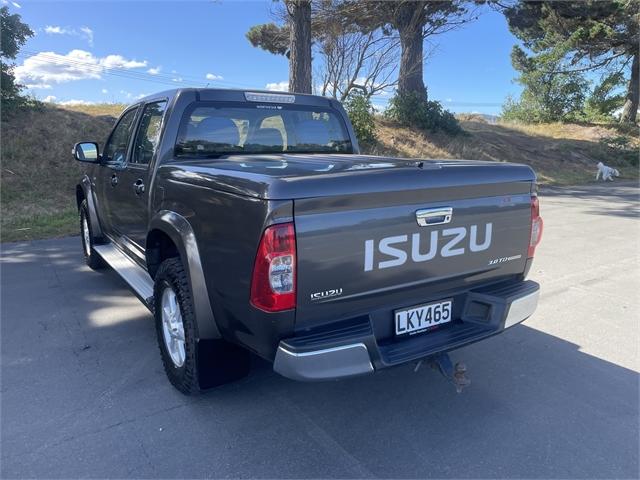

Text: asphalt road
xmin=2 ymin=183 xmax=638 ymax=479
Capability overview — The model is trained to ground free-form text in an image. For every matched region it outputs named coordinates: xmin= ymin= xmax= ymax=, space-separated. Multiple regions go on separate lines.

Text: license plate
xmin=395 ymin=299 xmax=452 ymax=336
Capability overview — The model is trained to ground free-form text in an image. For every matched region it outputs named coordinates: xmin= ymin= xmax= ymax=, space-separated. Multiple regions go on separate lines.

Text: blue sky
xmin=9 ymin=0 xmax=524 ymax=115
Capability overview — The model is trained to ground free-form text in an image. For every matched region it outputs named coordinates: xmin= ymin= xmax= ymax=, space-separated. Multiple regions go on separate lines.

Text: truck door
xmin=109 ymin=100 xmax=167 ymax=250
xmin=94 ymin=105 xmax=140 ymax=237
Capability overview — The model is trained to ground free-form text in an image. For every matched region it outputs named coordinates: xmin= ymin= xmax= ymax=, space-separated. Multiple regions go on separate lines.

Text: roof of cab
xmin=135 ymin=88 xmax=337 ymax=108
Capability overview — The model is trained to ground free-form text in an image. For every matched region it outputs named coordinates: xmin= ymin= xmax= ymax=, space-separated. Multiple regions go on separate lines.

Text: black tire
xmin=153 ymin=258 xmax=250 ymax=395
xmin=79 ymin=200 xmax=104 ymax=270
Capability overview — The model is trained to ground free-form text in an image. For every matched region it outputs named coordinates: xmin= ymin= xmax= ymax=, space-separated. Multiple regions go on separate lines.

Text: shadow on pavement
xmin=540 ymin=182 xmax=640 ymax=219
xmin=1 ymin=238 xmax=638 ymax=479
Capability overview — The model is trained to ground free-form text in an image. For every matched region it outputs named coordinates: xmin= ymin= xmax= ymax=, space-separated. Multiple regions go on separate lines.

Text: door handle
xmin=415 ymin=207 xmax=453 ymax=227
xmin=110 ymin=174 xmax=118 ymax=187
xmin=133 ymin=179 xmax=145 ymax=195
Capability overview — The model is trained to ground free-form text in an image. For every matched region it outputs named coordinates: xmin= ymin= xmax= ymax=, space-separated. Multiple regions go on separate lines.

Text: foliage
xmin=502 ymin=46 xmax=589 ymax=123
xmin=1 ymin=6 xmax=33 ymax=111
xmin=503 ymin=0 xmax=639 ymax=123
xmin=339 ymin=0 xmax=473 ymax=97
xmin=246 ymin=23 xmax=290 ymax=56
xmin=385 ymin=90 xmax=461 ymax=135
xmin=598 ymin=134 xmax=639 ymax=167
xmin=1 ymin=104 xmax=118 ymax=242
xmin=343 ymin=91 xmax=376 ymax=145
xmin=245 ymin=1 xmax=477 ymax=99
xmin=583 ymin=72 xmax=626 ymax=122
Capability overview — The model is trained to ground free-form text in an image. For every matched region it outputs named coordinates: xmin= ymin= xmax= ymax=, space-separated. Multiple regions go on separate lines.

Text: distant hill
xmin=1 ymin=103 xmax=637 ymax=242
xmin=456 ymin=113 xmax=500 ymax=123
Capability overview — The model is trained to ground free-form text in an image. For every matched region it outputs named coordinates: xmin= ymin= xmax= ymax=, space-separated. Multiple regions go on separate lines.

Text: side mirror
xmin=73 ymin=142 xmax=100 ymax=163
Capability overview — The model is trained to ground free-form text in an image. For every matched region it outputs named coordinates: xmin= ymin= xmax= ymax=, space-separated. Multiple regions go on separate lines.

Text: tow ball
xmin=414 ymin=352 xmax=470 ymax=393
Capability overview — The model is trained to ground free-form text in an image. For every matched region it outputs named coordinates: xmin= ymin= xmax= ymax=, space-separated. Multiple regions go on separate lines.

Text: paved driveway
xmin=2 ymin=183 xmax=638 ymax=478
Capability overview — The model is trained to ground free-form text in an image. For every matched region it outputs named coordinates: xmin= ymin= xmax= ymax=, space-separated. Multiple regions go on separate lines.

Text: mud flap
xmin=197 ymin=339 xmax=250 ymax=390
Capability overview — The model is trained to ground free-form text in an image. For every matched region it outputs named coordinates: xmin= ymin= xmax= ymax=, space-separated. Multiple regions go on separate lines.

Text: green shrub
xmin=599 ymin=135 xmax=639 ymax=167
xmin=344 ymin=92 xmax=376 ymax=145
xmin=385 ymin=91 xmax=461 ymax=135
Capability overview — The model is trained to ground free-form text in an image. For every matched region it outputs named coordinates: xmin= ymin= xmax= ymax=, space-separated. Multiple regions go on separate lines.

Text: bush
xmin=344 ymin=91 xmax=376 ymax=145
xmin=599 ymin=135 xmax=638 ymax=167
xmin=385 ymin=91 xmax=462 ymax=135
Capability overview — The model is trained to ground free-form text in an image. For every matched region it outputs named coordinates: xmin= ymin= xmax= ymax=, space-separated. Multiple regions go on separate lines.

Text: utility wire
xmin=16 ymin=49 xmax=262 ymax=90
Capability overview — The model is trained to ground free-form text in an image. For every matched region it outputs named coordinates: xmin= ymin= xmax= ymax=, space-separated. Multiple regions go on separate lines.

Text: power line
xmin=16 ymin=49 xmax=263 ymax=90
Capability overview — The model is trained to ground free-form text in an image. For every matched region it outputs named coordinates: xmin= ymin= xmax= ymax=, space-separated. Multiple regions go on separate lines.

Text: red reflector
xmin=250 ymin=222 xmax=296 ymax=312
xmin=528 ymin=195 xmax=543 ymax=258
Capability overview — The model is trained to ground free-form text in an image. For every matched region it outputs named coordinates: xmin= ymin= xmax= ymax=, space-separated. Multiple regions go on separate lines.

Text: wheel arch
xmin=147 ymin=211 xmax=221 ymax=340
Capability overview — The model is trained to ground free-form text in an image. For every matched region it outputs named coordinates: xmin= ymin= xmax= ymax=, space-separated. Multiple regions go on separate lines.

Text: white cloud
xmin=16 ymin=50 xmax=147 ymax=86
xmin=79 ymin=27 xmax=94 ymax=46
xmin=44 ymin=26 xmax=66 ymax=34
xmin=11 ymin=1 xmax=21 ymax=7
xmin=265 ymin=81 xmax=288 ymax=92
xmin=25 ymin=83 xmax=52 ymax=89
xmin=43 ymin=95 xmax=57 ymax=103
xmin=205 ymin=73 xmax=223 ymax=81
xmin=445 ymin=98 xmax=453 ymax=102
xmin=147 ymin=66 xmax=161 ymax=75
xmin=58 ymin=99 xmax=96 ymax=105
xmin=101 ymin=88 xmax=108 ymax=94
xmin=101 ymin=54 xmax=146 ymax=69
xmin=44 ymin=25 xmax=94 ymax=46
xmin=172 ymin=77 xmax=183 ymax=82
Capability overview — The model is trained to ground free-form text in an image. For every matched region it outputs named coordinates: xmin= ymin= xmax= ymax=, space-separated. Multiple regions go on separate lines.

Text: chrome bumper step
xmin=93 ymin=244 xmax=154 ymax=308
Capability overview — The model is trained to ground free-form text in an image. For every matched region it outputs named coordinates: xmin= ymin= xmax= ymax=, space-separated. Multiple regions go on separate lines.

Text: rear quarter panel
xmin=155 ymin=166 xmax=296 ymax=358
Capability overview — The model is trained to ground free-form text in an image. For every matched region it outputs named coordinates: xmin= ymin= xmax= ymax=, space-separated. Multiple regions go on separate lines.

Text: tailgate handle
xmin=416 ymin=207 xmax=453 ymax=227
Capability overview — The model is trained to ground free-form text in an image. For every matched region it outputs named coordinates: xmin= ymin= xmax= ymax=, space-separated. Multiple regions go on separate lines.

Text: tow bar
xmin=414 ymin=352 xmax=471 ymax=393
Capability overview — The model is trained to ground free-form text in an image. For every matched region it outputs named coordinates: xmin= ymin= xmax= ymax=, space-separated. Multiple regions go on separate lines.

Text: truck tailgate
xmin=294 ymin=171 xmax=534 ymax=331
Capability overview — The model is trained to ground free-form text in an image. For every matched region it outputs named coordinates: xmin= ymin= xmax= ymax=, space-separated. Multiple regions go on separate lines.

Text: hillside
xmin=1 ymin=104 xmax=638 ymax=242
xmin=365 ymin=117 xmax=639 ymax=185
xmin=2 ymin=104 xmax=125 ymax=242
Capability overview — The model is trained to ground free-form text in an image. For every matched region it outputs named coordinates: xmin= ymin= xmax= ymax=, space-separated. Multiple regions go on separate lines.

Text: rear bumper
xmin=273 ymin=280 xmax=539 ymax=381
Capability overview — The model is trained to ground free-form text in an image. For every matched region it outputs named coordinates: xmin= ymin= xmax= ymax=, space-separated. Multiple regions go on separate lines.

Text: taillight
xmin=250 ymin=222 xmax=296 ymax=312
xmin=528 ymin=195 xmax=543 ymax=258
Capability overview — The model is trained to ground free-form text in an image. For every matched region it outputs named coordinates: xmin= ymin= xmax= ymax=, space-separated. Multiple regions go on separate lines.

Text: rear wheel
xmin=153 ymin=257 xmax=250 ymax=394
xmin=79 ymin=200 xmax=104 ymax=270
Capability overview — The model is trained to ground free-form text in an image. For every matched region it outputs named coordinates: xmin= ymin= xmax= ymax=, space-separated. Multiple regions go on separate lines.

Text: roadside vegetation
xmin=1 ymin=104 xmax=124 ymax=242
xmin=1 ymin=2 xmax=638 ymax=242
xmin=1 ymin=103 xmax=637 ymax=243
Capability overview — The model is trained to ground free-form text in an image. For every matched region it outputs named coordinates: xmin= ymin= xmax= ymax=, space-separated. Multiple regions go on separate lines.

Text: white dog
xmin=596 ymin=162 xmax=620 ymax=181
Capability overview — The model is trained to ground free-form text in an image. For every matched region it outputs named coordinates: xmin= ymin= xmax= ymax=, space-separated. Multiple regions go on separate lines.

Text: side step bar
xmin=93 ymin=244 xmax=154 ymax=309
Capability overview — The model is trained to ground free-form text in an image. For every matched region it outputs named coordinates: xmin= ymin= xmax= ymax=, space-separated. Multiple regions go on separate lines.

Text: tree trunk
xmin=288 ymin=0 xmax=312 ymax=94
xmin=394 ymin=1 xmax=426 ymax=97
xmin=620 ymin=52 xmax=639 ymax=123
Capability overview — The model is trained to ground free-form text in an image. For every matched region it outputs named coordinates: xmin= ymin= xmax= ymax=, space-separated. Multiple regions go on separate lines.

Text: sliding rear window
xmin=175 ymin=101 xmax=353 ymax=158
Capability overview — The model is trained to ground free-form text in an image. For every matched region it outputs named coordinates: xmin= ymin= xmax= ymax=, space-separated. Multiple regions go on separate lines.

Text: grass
xmin=1 ymin=103 xmax=125 ymax=243
xmin=1 ymin=103 xmax=638 ymax=242
xmin=2 ymin=208 xmax=78 ymax=243
xmin=363 ymin=117 xmax=639 ymax=186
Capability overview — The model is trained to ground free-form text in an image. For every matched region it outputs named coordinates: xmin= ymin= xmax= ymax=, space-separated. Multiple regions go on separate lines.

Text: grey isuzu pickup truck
xmin=73 ymin=88 xmax=543 ymax=394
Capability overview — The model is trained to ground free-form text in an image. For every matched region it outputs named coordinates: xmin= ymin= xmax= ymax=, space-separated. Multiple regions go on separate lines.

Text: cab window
xmin=132 ymin=101 xmax=167 ymax=165
xmin=103 ymin=107 xmax=138 ymax=165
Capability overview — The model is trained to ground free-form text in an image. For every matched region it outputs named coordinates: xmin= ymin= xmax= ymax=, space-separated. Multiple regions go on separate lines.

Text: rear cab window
xmin=174 ymin=102 xmax=352 ymax=158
